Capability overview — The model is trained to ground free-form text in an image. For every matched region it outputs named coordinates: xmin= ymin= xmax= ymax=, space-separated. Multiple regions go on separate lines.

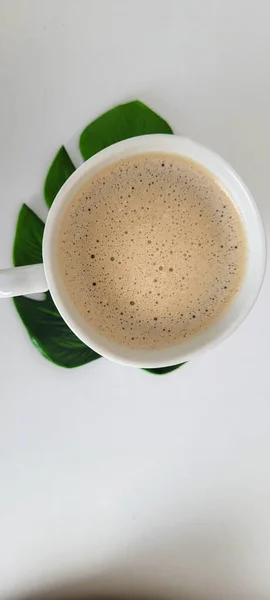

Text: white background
xmin=0 ymin=1 xmax=270 ymax=599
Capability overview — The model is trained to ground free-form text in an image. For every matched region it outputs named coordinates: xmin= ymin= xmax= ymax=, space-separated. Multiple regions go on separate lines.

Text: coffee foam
xmin=58 ymin=153 xmax=247 ymax=350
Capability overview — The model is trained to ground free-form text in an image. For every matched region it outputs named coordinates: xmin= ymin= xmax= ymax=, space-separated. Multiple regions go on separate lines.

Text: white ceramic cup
xmin=0 ymin=134 xmax=266 ymax=368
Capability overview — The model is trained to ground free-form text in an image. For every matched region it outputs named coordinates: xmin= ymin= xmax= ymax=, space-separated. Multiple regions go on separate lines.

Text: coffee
xmin=57 ymin=153 xmax=247 ymax=350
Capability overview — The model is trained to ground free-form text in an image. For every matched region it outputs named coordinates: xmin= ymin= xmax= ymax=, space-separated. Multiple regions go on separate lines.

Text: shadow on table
xmin=14 ymin=566 xmax=216 ymax=600
xmin=19 ymin=590 xmax=209 ymax=600
xmin=12 ymin=514 xmax=267 ymax=600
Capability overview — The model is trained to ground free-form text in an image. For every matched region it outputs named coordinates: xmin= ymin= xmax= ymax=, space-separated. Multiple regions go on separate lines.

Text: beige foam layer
xmin=58 ymin=153 xmax=247 ymax=350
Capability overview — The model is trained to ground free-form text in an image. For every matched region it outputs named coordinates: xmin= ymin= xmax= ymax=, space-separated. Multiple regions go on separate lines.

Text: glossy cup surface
xmin=43 ymin=135 xmax=266 ymax=368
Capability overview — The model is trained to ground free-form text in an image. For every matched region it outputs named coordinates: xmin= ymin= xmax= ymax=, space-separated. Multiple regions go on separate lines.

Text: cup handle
xmin=0 ymin=264 xmax=48 ymax=298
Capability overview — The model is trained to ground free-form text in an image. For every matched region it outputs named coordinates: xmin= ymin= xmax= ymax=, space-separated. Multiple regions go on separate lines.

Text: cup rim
xmin=42 ymin=134 xmax=267 ymax=368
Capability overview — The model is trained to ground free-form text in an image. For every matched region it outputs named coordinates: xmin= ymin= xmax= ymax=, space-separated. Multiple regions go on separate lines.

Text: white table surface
xmin=1 ymin=1 xmax=270 ymax=599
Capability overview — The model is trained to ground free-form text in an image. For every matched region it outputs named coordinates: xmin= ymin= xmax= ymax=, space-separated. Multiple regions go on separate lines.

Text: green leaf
xmin=13 ymin=293 xmax=100 ymax=368
xmin=12 ymin=101 xmax=185 ymax=374
xmin=13 ymin=204 xmax=43 ymax=266
xmin=79 ymin=100 xmax=173 ymax=160
xmin=144 ymin=363 xmax=185 ymax=375
xmin=44 ymin=146 xmax=76 ymax=208
xmin=12 ymin=204 xmax=100 ymax=368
